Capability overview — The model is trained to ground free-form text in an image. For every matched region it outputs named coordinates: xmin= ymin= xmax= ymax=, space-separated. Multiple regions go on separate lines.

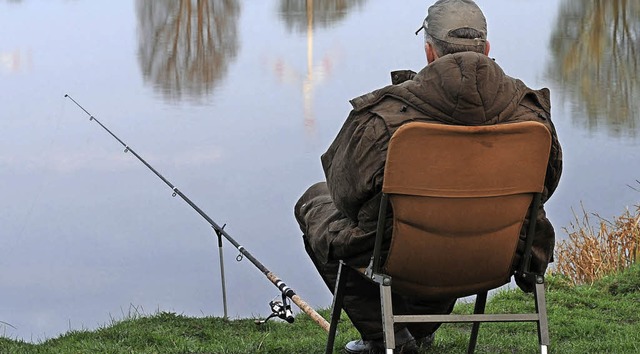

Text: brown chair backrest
xmin=381 ymin=121 xmax=551 ymax=300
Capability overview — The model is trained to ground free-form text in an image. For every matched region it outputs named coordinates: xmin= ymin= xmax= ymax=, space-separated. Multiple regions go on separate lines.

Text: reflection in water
xmin=275 ymin=0 xmax=365 ymax=137
xmin=0 ymin=49 xmax=31 ymax=73
xmin=278 ymin=0 xmax=366 ymax=33
xmin=548 ymin=0 xmax=640 ymax=137
xmin=136 ymin=0 xmax=240 ymax=103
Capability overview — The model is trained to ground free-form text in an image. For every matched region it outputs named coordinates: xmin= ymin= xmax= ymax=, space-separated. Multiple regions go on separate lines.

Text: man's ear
xmin=426 ymin=42 xmax=438 ymax=63
xmin=484 ymin=40 xmax=491 ymax=56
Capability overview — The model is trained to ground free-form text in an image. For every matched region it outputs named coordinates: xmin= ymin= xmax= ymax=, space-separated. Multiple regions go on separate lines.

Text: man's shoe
xmin=415 ymin=332 xmax=435 ymax=348
xmin=344 ymin=328 xmax=418 ymax=353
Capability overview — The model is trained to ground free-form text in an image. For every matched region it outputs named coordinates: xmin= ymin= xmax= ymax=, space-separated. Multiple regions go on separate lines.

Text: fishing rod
xmin=64 ymin=94 xmax=330 ymax=332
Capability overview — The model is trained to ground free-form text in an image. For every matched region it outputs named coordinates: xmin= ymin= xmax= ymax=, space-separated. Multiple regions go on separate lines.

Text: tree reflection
xmin=548 ymin=0 xmax=639 ymax=137
xmin=136 ymin=0 xmax=240 ymax=103
xmin=278 ymin=0 xmax=366 ymax=33
xmin=274 ymin=0 xmax=365 ymax=139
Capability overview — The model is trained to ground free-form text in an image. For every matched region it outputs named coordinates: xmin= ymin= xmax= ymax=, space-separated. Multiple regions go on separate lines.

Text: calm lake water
xmin=1 ymin=0 xmax=639 ymax=342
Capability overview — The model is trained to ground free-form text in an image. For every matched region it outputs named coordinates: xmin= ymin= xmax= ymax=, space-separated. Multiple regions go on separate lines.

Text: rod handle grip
xmin=291 ymin=294 xmax=330 ymax=332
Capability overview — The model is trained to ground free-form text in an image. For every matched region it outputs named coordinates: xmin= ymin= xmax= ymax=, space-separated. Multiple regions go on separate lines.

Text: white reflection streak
xmin=304 ymin=0 xmax=315 ymax=136
xmin=0 ymin=49 xmax=32 ymax=74
xmin=273 ymin=0 xmax=334 ymax=140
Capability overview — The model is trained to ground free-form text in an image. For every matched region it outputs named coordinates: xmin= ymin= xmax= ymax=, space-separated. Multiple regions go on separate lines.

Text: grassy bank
xmin=3 ymin=204 xmax=638 ymax=353
xmin=1 ymin=263 xmax=639 ymax=353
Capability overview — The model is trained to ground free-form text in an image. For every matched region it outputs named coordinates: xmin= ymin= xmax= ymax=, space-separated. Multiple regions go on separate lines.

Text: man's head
xmin=416 ymin=0 xmax=490 ymax=62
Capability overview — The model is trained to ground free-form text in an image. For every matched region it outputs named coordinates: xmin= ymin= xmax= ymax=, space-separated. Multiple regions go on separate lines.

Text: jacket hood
xmin=404 ymin=52 xmax=525 ymax=125
xmin=349 ymin=52 xmax=550 ymax=126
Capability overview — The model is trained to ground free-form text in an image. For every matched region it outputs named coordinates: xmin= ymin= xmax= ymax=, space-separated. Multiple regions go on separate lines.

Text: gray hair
xmin=425 ymin=27 xmax=487 ymax=57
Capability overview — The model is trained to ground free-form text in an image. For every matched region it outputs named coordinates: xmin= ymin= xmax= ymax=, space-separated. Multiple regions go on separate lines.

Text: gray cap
xmin=416 ymin=0 xmax=487 ymax=45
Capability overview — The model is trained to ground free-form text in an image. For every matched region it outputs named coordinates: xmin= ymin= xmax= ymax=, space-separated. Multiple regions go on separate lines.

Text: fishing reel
xmin=255 ymin=294 xmax=294 ymax=325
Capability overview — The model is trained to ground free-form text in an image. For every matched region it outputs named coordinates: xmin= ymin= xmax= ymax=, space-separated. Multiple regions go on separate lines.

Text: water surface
xmin=1 ymin=0 xmax=638 ymax=342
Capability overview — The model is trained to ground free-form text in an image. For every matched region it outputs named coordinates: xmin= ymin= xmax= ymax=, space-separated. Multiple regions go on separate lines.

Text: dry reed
xmin=554 ymin=203 xmax=640 ymax=285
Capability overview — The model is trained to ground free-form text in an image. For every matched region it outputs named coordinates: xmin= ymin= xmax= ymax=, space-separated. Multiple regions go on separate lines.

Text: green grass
xmin=2 ymin=264 xmax=639 ymax=353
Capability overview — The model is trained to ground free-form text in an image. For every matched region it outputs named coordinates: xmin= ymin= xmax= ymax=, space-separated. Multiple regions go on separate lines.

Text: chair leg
xmin=467 ymin=291 xmax=488 ymax=354
xmin=379 ymin=279 xmax=395 ymax=352
xmin=326 ymin=261 xmax=348 ymax=354
xmin=533 ymin=276 xmax=550 ymax=353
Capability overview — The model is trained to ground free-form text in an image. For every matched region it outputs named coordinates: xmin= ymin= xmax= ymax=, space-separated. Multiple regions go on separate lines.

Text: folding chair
xmin=325 ymin=121 xmax=552 ymax=354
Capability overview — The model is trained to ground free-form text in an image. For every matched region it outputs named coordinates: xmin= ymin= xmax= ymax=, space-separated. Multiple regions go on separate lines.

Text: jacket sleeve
xmin=512 ymin=89 xmax=563 ymax=202
xmin=320 ymin=111 xmax=388 ymax=223
xmin=543 ymin=118 xmax=563 ymax=202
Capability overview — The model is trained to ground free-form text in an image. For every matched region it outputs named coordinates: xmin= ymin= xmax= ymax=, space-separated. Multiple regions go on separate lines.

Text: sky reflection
xmin=0 ymin=0 xmax=638 ymax=344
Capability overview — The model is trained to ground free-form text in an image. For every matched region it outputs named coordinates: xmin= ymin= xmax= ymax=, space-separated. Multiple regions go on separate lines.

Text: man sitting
xmin=295 ymin=0 xmax=562 ymax=352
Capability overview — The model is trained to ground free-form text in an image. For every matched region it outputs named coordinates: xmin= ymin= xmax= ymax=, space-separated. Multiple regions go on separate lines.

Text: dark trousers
xmin=295 ymin=182 xmax=456 ymax=341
